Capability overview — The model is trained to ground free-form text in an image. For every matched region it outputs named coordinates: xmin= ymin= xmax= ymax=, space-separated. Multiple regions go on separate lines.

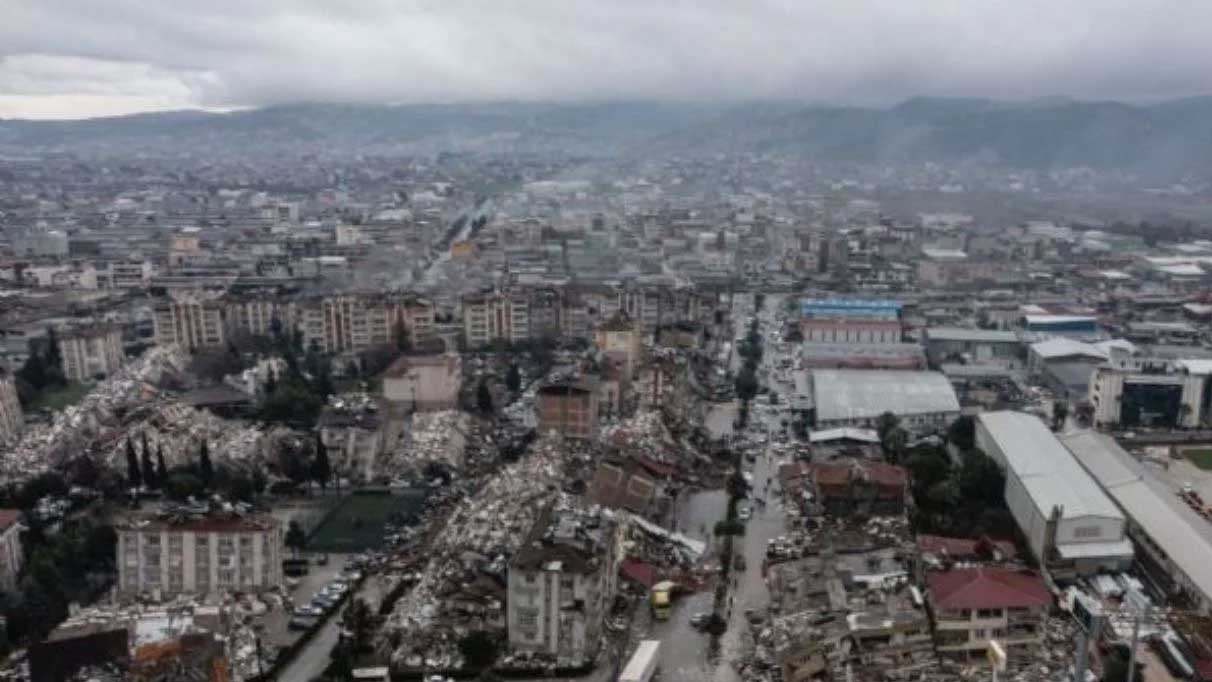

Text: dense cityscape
xmin=8 ymin=5 xmax=1212 ymax=682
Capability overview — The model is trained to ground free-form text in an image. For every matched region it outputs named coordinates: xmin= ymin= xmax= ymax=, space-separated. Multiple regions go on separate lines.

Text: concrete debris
xmin=0 ymin=346 xmax=188 ymax=485
xmin=381 ymin=435 xmax=577 ymax=669
xmin=384 ymin=409 xmax=470 ymax=474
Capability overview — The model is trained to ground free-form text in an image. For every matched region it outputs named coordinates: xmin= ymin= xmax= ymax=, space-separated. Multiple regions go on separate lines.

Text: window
xmin=1073 ymin=526 xmax=1103 ymax=539
xmin=976 ymin=608 xmax=1001 ymax=619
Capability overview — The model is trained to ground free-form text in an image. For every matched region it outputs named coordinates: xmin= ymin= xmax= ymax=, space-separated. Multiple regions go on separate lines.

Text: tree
xmin=198 ymin=440 xmax=214 ymax=489
xmin=884 ymin=427 xmax=909 ymax=463
xmin=505 ymin=363 xmax=522 ymax=393
xmin=875 ymin=412 xmax=900 ymax=445
xmin=394 ymin=317 xmax=412 ymax=353
xmin=156 ymin=446 xmax=168 ymax=485
xmin=141 ymin=439 xmax=157 ymax=490
xmin=459 ymin=631 xmax=500 ymax=670
xmin=947 ymin=415 xmax=976 ymax=451
xmin=476 ymin=379 xmax=493 ymax=415
xmin=164 ymin=472 xmax=204 ymax=501
xmin=1051 ymin=401 xmax=1070 ymax=430
xmin=735 ymin=366 xmax=759 ymax=402
xmin=263 ymin=368 xmax=277 ymax=396
xmin=311 ymin=432 xmax=331 ymax=491
xmin=342 ymin=598 xmax=377 ymax=653
xmin=125 ymin=437 xmax=142 ymax=489
xmin=43 ymin=327 xmax=64 ymax=386
xmin=285 ymin=520 xmax=307 ymax=557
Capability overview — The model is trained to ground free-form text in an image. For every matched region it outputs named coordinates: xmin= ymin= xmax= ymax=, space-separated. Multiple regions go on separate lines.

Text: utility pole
xmin=1125 ymin=605 xmax=1150 ymax=682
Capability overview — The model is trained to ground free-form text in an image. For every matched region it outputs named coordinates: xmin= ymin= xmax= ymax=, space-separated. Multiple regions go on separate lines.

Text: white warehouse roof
xmin=1063 ymin=431 xmax=1212 ymax=605
xmin=977 ymin=411 xmax=1124 ymax=522
xmin=812 ymin=370 xmax=959 ymax=423
xmin=1030 ymin=337 xmax=1108 ymax=361
xmin=925 ymin=327 xmax=1020 ymax=343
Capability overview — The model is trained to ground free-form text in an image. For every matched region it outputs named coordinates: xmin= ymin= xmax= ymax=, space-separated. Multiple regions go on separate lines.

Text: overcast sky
xmin=2 ymin=0 xmax=1211 ymax=119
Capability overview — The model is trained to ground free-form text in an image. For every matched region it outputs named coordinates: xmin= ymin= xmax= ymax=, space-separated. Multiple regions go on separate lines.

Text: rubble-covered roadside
xmin=379 ymin=435 xmax=573 ymax=670
xmin=0 ymin=346 xmax=188 ymax=484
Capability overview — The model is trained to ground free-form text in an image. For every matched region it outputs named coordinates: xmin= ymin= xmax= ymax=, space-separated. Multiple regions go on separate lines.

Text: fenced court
xmin=307 ymin=488 xmax=427 ymax=553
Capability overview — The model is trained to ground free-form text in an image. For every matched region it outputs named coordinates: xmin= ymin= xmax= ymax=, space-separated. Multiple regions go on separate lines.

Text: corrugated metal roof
xmin=1064 ymin=431 xmax=1212 ymax=606
xmin=925 ymin=327 xmax=1020 ymax=343
xmin=812 ymin=370 xmax=959 ymax=422
xmin=978 ymin=412 xmax=1124 ymax=521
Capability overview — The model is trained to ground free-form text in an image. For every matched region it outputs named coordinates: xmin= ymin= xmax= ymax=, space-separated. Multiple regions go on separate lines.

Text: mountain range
xmin=3 ymin=97 xmax=1212 ymax=177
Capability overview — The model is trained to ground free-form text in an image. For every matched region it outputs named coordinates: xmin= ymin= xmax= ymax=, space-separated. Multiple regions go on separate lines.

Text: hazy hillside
xmin=4 ymin=97 xmax=1212 ymax=177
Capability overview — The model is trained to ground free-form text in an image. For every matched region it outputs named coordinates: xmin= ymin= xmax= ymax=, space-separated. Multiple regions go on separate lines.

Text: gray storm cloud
xmin=2 ymin=0 xmax=1212 ymax=118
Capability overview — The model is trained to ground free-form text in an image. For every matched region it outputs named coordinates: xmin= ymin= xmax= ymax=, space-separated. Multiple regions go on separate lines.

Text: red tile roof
xmin=917 ymin=534 xmax=1017 ymax=560
xmin=620 ymin=558 xmax=657 ymax=588
xmin=928 ymin=567 xmax=1051 ymax=610
xmin=810 ymin=461 xmax=908 ymax=488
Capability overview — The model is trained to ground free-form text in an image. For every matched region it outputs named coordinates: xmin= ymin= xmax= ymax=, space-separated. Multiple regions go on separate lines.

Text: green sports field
xmin=307 ymin=489 xmax=428 ymax=553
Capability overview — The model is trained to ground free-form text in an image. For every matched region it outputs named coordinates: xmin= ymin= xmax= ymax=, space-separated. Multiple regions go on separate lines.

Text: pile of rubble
xmin=100 ymin=400 xmax=280 ymax=472
xmin=381 ymin=436 xmax=573 ymax=669
xmin=382 ymin=409 xmax=470 ymax=475
xmin=0 ymin=346 xmax=188 ymax=484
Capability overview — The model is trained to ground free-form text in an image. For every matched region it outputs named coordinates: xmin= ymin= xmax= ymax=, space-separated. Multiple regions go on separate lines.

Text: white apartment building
xmin=59 ymin=325 xmax=124 ymax=381
xmin=506 ymin=507 xmax=623 ymax=667
xmin=117 ymin=513 xmax=283 ymax=597
xmin=0 ymin=373 xmax=23 ymax=444
xmin=463 ymin=292 xmax=531 ymax=348
xmin=225 ymin=298 xmax=280 ymax=338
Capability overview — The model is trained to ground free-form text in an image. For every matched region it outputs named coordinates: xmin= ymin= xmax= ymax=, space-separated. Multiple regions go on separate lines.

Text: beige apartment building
xmin=117 ymin=513 xmax=283 ymax=598
xmin=59 ymin=325 xmax=124 ymax=381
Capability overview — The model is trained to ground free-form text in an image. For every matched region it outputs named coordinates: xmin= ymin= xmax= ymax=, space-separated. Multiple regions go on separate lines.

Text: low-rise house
xmin=806 ymin=460 xmax=909 ymax=516
xmin=926 ymin=567 xmax=1051 ymax=656
xmin=382 ymin=353 xmax=461 ymax=410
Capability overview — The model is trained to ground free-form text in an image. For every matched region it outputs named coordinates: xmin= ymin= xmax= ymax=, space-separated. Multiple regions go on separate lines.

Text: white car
xmin=738 ymin=507 xmax=752 ymax=521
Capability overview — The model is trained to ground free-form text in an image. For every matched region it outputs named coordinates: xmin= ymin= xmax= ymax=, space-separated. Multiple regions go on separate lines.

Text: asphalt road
xmin=275 ymin=572 xmax=389 ymax=682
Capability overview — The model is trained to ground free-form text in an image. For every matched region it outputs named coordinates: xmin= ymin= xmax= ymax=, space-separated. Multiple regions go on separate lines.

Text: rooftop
xmin=977 ymin=411 xmax=1124 ymax=522
xmin=927 ymin=567 xmax=1051 ymax=610
xmin=925 ymin=327 xmax=1020 ymax=343
xmin=811 ymin=370 xmax=960 ymax=423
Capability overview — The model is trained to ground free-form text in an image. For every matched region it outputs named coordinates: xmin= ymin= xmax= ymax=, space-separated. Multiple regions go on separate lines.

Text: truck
xmin=619 ymin=640 xmax=661 ymax=682
xmin=650 ymin=581 xmax=675 ymax=620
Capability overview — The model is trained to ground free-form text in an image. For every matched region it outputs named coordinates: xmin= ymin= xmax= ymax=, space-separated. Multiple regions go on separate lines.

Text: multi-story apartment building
xmin=59 ymin=325 xmax=124 ymax=381
xmin=506 ymin=505 xmax=624 ymax=667
xmin=594 ymin=312 xmax=640 ymax=381
xmin=0 ymin=509 xmax=23 ymax=591
xmin=462 ymin=291 xmax=531 ymax=348
xmin=225 ymin=297 xmax=281 ymax=338
xmin=116 ymin=512 xmax=283 ymax=598
xmin=926 ymin=567 xmax=1051 ymax=655
xmin=536 ymin=377 xmax=599 ymax=440
xmin=399 ymin=296 xmax=438 ymax=347
xmin=152 ymin=292 xmax=226 ymax=351
xmin=105 ymin=259 xmax=153 ymax=289
xmin=0 ymin=373 xmax=23 ymax=444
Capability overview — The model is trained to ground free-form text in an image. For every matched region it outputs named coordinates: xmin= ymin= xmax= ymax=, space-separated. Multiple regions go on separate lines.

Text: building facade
xmin=382 ymin=354 xmax=461 ymax=410
xmin=536 ymin=379 xmax=599 ymax=440
xmin=927 ymin=567 xmax=1050 ymax=655
xmin=463 ymin=291 xmax=531 ymax=348
xmin=116 ymin=513 xmax=283 ymax=597
xmin=153 ymin=294 xmax=226 ymax=351
xmin=506 ymin=506 xmax=623 ymax=666
xmin=59 ymin=325 xmax=125 ymax=381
